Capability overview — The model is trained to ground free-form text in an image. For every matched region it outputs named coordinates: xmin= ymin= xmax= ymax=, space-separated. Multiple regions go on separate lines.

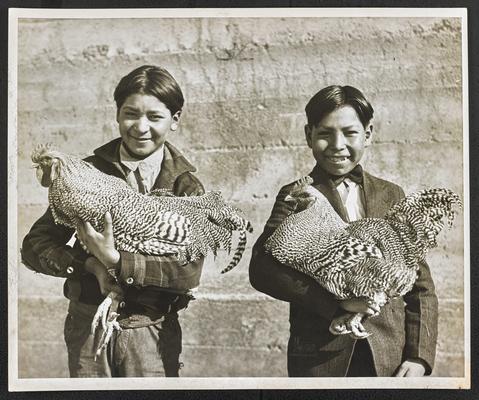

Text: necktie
xmin=134 ymin=168 xmax=148 ymax=194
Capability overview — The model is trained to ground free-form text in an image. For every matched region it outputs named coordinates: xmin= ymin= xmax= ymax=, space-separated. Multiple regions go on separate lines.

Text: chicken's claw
xmin=329 ymin=312 xmax=371 ymax=339
xmin=95 ymin=314 xmax=121 ymax=359
xmin=92 ymin=291 xmax=123 ymax=360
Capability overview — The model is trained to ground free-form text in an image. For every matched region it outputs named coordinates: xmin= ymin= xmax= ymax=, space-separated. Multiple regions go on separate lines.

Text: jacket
xmin=249 ymin=164 xmax=438 ymax=376
xmin=21 ymin=138 xmax=205 ymax=314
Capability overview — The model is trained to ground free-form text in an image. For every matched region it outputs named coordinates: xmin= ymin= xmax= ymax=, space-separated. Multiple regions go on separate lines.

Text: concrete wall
xmin=15 ymin=16 xmax=465 ymax=378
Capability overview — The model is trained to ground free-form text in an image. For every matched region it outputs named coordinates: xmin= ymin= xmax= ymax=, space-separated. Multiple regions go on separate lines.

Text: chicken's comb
xmin=31 ymin=143 xmax=66 ymax=164
xmin=31 ymin=143 xmax=54 ymax=163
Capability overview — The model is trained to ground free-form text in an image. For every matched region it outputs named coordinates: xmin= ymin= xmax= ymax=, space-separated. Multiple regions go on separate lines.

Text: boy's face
xmin=305 ymin=105 xmax=372 ymax=176
xmin=117 ymin=93 xmax=180 ymax=159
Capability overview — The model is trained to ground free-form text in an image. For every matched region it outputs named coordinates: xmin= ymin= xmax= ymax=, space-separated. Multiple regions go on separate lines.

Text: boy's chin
xmin=123 ymin=142 xmax=163 ymax=159
xmin=319 ymin=162 xmax=358 ymax=177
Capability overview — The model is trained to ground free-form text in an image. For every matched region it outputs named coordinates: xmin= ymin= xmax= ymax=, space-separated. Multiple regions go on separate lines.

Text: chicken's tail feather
xmin=221 ymin=229 xmax=248 ymax=274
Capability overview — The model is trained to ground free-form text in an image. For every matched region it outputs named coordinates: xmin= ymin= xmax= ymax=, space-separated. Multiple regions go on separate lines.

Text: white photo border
xmin=8 ymin=7 xmax=470 ymax=391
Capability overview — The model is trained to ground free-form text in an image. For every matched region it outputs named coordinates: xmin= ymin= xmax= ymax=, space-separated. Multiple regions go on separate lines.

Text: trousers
xmin=64 ymin=301 xmax=182 ymax=377
xmin=288 ymin=333 xmax=377 ymax=377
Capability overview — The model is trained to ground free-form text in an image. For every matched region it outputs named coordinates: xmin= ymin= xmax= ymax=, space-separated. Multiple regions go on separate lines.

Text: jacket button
xmin=66 ymin=266 xmax=74 ymax=274
xmin=126 ymin=277 xmax=134 ymax=285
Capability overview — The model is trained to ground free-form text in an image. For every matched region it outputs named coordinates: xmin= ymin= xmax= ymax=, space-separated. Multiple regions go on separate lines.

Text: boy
xmin=249 ymin=85 xmax=438 ymax=377
xmin=21 ymin=65 xmax=204 ymax=377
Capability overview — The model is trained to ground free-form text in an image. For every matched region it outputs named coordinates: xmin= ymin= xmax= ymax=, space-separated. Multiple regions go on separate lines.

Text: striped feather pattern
xmin=148 ymin=189 xmax=253 ymax=273
xmin=33 ymin=145 xmax=253 ymax=273
xmin=265 ymin=176 xmax=460 ymax=309
xmin=44 ymin=155 xmax=191 ymax=257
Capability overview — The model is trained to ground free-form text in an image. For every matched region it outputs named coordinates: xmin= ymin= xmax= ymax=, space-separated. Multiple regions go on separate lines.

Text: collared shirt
xmin=119 ymin=142 xmax=164 ymax=193
xmin=336 ymin=178 xmax=366 ymax=221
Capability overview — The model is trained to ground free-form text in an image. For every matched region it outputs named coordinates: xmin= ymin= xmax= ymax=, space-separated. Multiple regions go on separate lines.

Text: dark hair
xmin=305 ymin=85 xmax=374 ymax=128
xmin=114 ymin=65 xmax=184 ymax=114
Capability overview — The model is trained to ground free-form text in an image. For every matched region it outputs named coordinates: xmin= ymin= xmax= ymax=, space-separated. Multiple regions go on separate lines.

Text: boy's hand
xmin=394 ymin=359 xmax=427 ymax=377
xmin=84 ymin=256 xmax=123 ymax=297
xmin=339 ymin=298 xmax=379 ymax=316
xmin=77 ymin=212 xmax=120 ymax=270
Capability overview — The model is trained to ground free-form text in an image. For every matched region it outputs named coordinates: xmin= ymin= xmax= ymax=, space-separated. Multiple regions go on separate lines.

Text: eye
xmin=344 ymin=130 xmax=359 ymax=136
xmin=148 ymin=114 xmax=163 ymax=122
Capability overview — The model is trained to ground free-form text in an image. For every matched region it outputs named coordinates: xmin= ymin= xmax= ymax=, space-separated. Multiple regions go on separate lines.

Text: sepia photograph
xmin=8 ymin=7 xmax=469 ymax=391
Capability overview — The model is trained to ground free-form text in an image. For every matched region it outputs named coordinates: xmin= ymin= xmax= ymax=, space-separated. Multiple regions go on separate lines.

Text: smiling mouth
xmin=326 ymin=156 xmax=350 ymax=164
xmin=129 ymin=136 xmax=151 ymax=142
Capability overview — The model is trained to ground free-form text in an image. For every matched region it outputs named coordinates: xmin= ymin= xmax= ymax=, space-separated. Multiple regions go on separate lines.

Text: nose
xmin=134 ymin=116 xmax=150 ymax=135
xmin=329 ymin=132 xmax=346 ymax=150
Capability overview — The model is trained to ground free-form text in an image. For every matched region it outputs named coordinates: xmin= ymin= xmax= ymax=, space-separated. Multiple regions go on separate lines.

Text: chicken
xmin=32 ymin=144 xmax=191 ymax=256
xmin=31 ymin=143 xmax=253 ymax=355
xmin=264 ymin=176 xmax=461 ymax=339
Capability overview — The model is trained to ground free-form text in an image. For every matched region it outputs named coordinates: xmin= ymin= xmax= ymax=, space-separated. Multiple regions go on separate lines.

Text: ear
xmin=116 ymin=109 xmax=120 ymax=123
xmin=304 ymin=125 xmax=313 ymax=149
xmin=364 ymin=121 xmax=373 ymax=147
xmin=170 ymin=110 xmax=181 ymax=131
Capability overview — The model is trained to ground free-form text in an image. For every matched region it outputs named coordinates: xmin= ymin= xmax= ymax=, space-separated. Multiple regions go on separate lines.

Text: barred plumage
xmin=265 ymin=175 xmax=461 ymax=338
xmin=32 ymin=144 xmax=253 ymax=272
xmin=33 ymin=144 xmax=191 ymax=257
xmin=148 ymin=189 xmax=253 ymax=273
xmin=32 ymin=143 xmax=254 ymax=357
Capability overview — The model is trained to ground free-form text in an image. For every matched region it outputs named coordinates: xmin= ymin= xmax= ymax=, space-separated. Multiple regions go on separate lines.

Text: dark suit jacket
xmin=249 ymin=164 xmax=438 ymax=377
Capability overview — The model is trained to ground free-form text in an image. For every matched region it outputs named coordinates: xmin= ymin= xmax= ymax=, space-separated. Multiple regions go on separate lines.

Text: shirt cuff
xmin=118 ymin=251 xmax=146 ymax=286
xmin=39 ymin=247 xmax=89 ymax=279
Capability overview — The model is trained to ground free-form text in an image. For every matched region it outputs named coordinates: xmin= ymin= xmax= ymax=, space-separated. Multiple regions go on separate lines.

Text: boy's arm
xmin=389 ymin=184 xmax=438 ymax=376
xmin=249 ymin=185 xmax=342 ymax=321
xmin=22 ymin=173 xmax=205 ymax=291
xmin=21 ymin=208 xmax=89 ymax=279
xmin=117 ymin=172 xmax=205 ymax=290
xmin=21 ymin=205 xmax=203 ymax=291
xmin=401 ymin=259 xmax=438 ymax=375
xmin=116 ymin=253 xmax=203 ymax=291
xmin=77 ymin=172 xmax=206 ymax=291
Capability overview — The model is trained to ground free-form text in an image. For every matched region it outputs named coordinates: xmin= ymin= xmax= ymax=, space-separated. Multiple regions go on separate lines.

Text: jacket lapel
xmin=310 ymin=166 xmax=350 ymax=222
xmin=92 ymin=138 xmax=126 ymax=178
xmin=363 ymin=171 xmax=392 ymax=218
xmin=154 ymin=141 xmax=197 ymax=190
